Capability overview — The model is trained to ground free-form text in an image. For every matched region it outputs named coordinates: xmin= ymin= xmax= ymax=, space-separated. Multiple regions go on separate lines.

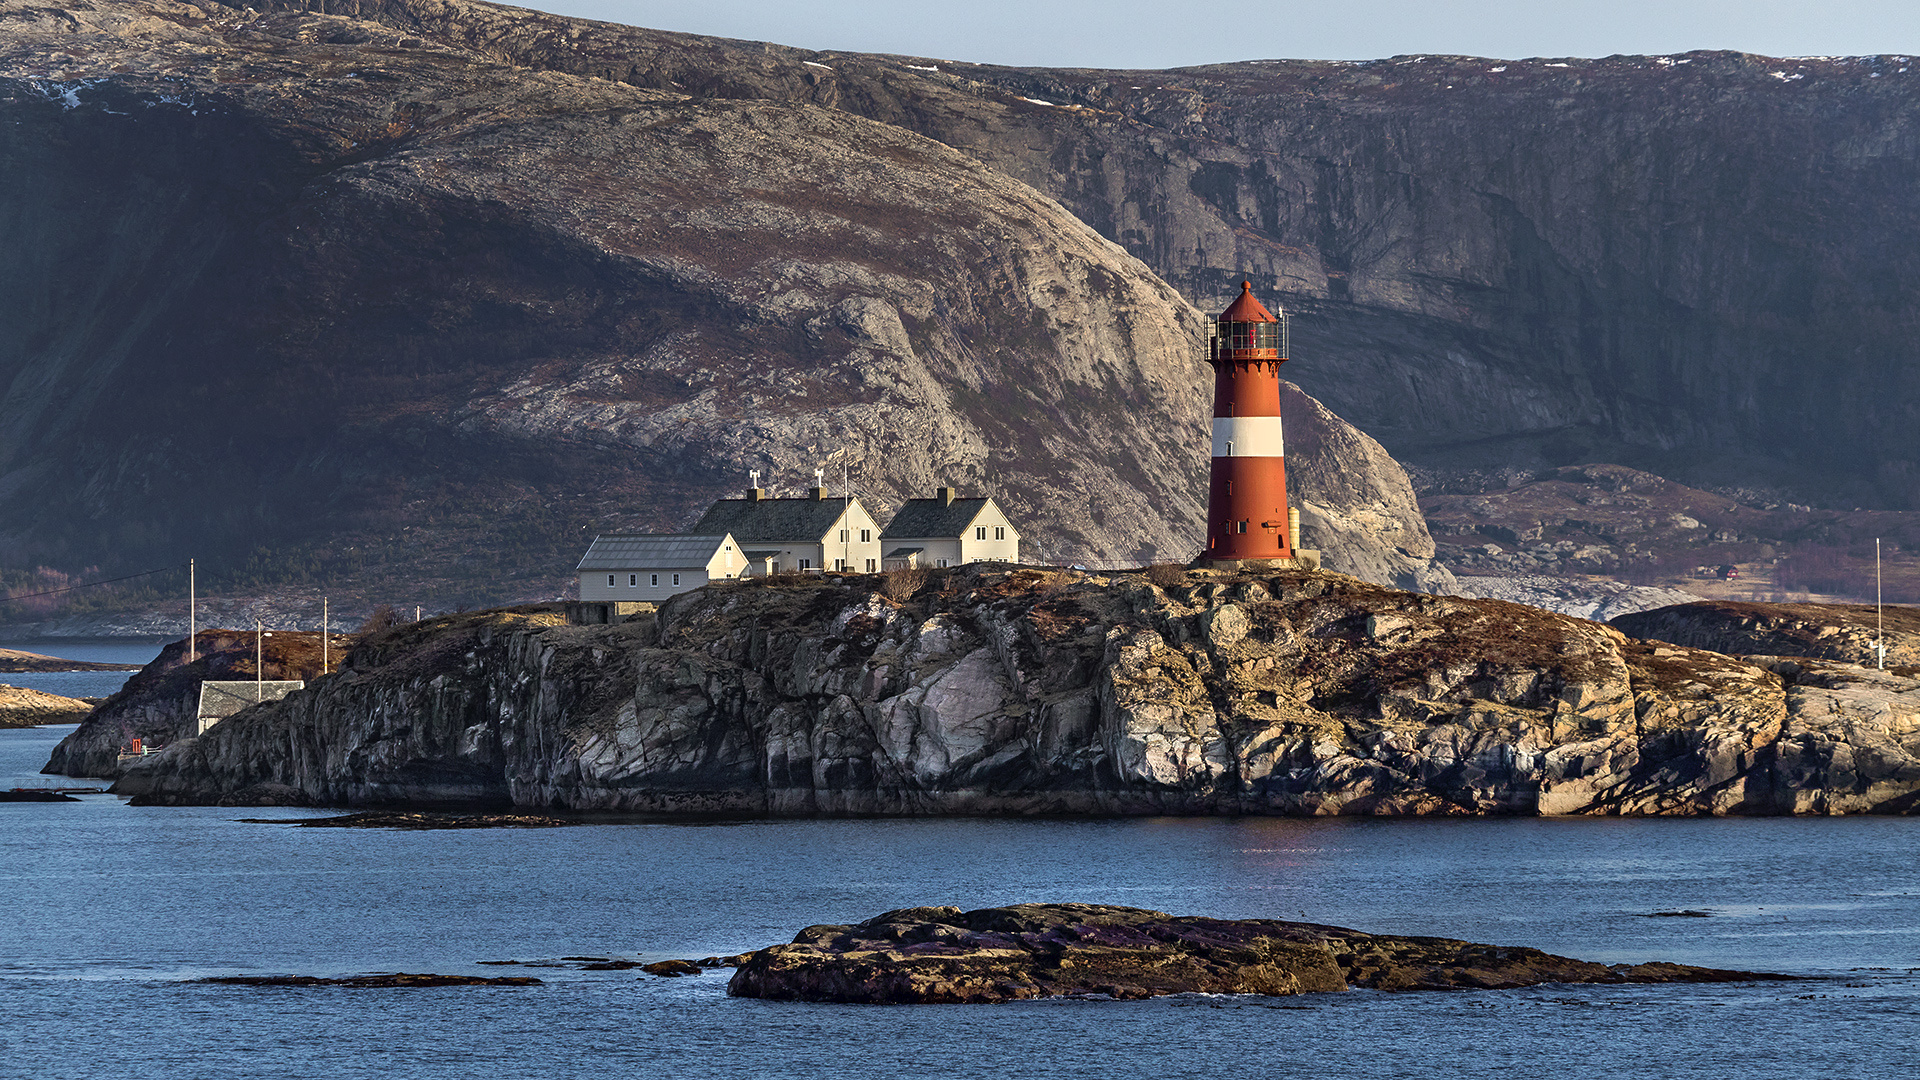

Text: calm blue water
xmin=1 ymin=640 xmax=162 ymax=698
xmin=3 ymin=722 xmax=1917 ymax=1079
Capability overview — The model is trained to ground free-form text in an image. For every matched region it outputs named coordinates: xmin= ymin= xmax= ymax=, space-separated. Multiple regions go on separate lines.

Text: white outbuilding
xmin=576 ymin=533 xmax=747 ymax=605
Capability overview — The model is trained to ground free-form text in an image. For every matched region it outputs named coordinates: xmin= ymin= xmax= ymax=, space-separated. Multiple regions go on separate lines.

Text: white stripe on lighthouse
xmin=1211 ymin=416 xmax=1284 ymax=457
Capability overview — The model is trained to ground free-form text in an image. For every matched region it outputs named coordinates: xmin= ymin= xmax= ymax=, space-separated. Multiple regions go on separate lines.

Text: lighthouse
xmin=1203 ymin=281 xmax=1297 ymax=565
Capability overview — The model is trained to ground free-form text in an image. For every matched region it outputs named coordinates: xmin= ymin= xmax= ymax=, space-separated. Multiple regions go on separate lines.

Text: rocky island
xmin=1 ymin=684 xmax=95 ymax=728
xmin=91 ymin=565 xmax=1920 ymax=815
xmin=727 ymin=903 xmax=1783 ymax=1003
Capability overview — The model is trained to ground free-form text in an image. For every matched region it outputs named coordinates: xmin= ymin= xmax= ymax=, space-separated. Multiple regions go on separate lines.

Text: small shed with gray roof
xmin=881 ymin=487 xmax=1020 ymax=568
xmin=195 ymin=680 xmax=305 ymax=737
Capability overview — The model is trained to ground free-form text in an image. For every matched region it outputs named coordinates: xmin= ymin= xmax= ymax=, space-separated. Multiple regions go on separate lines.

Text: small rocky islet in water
xmin=724 ymin=904 xmax=1793 ymax=1004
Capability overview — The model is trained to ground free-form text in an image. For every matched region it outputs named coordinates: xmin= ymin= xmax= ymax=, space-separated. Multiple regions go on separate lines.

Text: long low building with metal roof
xmin=576 ymin=533 xmax=747 ymax=603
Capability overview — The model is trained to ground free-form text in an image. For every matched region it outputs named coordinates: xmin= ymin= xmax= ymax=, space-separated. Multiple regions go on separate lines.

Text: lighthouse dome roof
xmin=1218 ymin=280 xmax=1279 ymax=323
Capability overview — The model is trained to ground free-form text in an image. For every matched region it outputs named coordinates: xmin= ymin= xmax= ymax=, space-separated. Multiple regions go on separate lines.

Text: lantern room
xmin=1210 ymin=281 xmax=1288 ymax=363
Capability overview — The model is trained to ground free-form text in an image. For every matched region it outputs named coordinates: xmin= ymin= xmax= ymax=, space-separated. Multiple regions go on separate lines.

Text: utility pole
xmin=255 ymin=618 xmax=264 ymax=703
xmin=321 ymin=597 xmax=329 ymax=676
xmin=1877 ymin=538 xmax=1886 ymax=670
xmin=188 ymin=558 xmax=196 ymax=664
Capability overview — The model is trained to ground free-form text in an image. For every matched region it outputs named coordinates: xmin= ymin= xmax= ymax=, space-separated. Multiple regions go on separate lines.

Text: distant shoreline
xmin=0 ymin=647 xmax=142 ymax=673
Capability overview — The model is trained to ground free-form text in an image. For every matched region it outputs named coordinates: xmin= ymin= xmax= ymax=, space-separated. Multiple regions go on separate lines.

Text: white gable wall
xmin=744 ymin=500 xmax=885 ymax=575
xmin=957 ymin=500 xmax=1020 ymax=563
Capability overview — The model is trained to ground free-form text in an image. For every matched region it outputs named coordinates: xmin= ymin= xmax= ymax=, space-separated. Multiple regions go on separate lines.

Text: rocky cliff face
xmin=0 ymin=0 xmax=1445 ymax=600
xmin=231 ymin=0 xmax=1920 ymax=510
xmin=109 ymin=567 xmax=1920 ymax=814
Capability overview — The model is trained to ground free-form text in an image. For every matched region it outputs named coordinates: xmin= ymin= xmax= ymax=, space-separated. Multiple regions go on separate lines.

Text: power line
xmin=2 ymin=566 xmax=176 ymax=602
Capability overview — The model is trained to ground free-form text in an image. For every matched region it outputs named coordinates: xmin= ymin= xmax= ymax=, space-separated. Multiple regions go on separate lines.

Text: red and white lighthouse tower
xmin=1203 ymin=281 xmax=1293 ymax=564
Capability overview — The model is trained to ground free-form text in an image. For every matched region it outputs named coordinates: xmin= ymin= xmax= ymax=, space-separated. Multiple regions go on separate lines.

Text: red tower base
xmin=1203 ymin=456 xmax=1292 ymax=561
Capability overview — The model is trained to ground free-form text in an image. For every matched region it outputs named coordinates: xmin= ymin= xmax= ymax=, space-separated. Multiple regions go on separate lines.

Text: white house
xmin=577 ymin=533 xmax=748 ymax=603
xmin=690 ymin=484 xmax=883 ymax=574
xmin=194 ymin=680 xmax=305 ymax=737
xmin=880 ymin=487 xmax=1021 ymax=569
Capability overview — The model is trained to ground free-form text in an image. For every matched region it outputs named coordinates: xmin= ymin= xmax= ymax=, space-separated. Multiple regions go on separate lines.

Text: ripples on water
xmin=2 ymin=725 xmax=1916 ymax=1079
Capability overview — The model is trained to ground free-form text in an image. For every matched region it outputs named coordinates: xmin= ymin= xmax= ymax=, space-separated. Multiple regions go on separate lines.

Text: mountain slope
xmin=247 ymin=0 xmax=1920 ymax=507
xmin=0 ymin=0 xmax=1450 ymax=603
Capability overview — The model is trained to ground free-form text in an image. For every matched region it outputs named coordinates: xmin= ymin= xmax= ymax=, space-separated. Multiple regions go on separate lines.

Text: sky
xmin=533 ymin=1 xmax=1920 ymax=69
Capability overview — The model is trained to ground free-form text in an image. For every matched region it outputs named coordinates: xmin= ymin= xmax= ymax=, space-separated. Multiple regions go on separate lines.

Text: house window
xmin=672 ymin=573 xmax=680 ymax=586
xmin=865 ymin=559 xmax=876 ymax=573
xmin=839 ymin=529 xmax=849 ymax=543
xmin=995 ymin=526 xmax=1005 ymax=540
xmin=650 ymin=574 xmax=659 ymax=587
xmin=629 ymin=574 xmax=637 ymax=587
xmin=799 ymin=558 xmax=811 ymax=570
xmin=608 ymin=575 xmax=616 ymax=587
xmin=976 ymin=526 xmax=987 ymax=540
xmin=937 ymin=558 xmax=950 ymax=568
xmin=860 ymin=529 xmax=871 ymax=543
xmin=834 ymin=559 xmax=846 ymax=571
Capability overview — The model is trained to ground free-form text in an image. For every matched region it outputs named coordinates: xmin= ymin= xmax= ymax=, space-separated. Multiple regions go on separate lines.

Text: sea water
xmin=1 ymin=722 xmax=1916 ymax=1079
xmin=0 ymin=639 xmax=161 ymax=700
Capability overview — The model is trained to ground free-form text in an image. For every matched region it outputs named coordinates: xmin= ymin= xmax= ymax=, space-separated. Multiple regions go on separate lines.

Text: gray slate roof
xmin=690 ymin=498 xmax=850 ymax=543
xmin=882 ymin=497 xmax=989 ymax=539
xmin=198 ymin=680 xmax=305 ymax=720
xmin=577 ymin=534 xmax=731 ymax=571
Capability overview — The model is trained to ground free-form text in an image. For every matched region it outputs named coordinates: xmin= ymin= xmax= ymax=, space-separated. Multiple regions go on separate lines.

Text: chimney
xmin=747 ymin=488 xmax=764 ymax=503
xmin=936 ymin=486 xmax=955 ymax=505
xmin=810 ymin=486 xmax=827 ymax=500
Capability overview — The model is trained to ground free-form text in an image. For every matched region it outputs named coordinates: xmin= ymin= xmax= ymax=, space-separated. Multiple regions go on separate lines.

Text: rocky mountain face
xmin=0 ymin=0 xmax=1447 ymax=605
xmin=228 ymin=0 xmax=1920 ymax=511
xmin=105 ymin=566 xmax=1920 ymax=815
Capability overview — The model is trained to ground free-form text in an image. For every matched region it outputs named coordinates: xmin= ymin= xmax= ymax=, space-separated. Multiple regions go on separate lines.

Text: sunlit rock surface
xmin=107 ymin=567 xmax=1920 ymax=815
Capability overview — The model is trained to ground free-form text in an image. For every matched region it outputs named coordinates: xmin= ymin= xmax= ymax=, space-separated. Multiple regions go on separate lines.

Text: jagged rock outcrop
xmin=1613 ymin=600 xmax=1920 ymax=669
xmin=726 ymin=903 xmax=1779 ymax=1003
xmin=0 ymin=0 xmax=1446 ymax=599
xmin=221 ymin=0 xmax=1920 ymax=509
xmin=107 ymin=567 xmax=1920 ymax=814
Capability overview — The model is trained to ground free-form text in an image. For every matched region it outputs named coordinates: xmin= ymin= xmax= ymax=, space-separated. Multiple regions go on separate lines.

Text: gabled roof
xmin=198 ymin=680 xmax=305 ymax=720
xmin=882 ymin=497 xmax=990 ymax=539
xmin=577 ymin=534 xmax=733 ymax=571
xmin=690 ymin=498 xmax=853 ymax=543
